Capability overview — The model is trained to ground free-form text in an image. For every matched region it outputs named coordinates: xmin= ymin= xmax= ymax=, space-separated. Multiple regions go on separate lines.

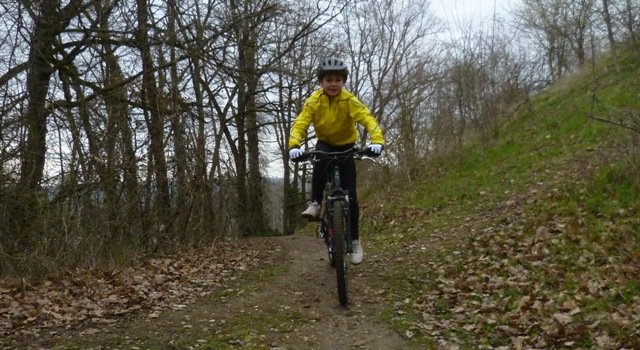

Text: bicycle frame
xmin=292 ymin=146 xmax=377 ymax=306
xmin=324 ymin=158 xmax=352 ymax=254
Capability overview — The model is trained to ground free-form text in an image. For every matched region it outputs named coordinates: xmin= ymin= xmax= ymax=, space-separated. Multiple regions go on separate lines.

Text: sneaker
xmin=351 ymin=240 xmax=364 ymax=264
xmin=301 ymin=201 xmax=321 ymax=220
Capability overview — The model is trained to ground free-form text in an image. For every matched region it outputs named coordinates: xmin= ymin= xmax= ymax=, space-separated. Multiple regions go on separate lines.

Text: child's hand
xmin=289 ymin=147 xmax=303 ymax=160
xmin=367 ymin=144 xmax=383 ymax=156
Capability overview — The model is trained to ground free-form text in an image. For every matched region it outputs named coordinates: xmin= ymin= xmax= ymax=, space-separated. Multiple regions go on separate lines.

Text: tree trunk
xmin=625 ymin=0 xmax=636 ymax=41
xmin=167 ymin=0 xmax=190 ymax=237
xmin=279 ymin=75 xmax=296 ymax=236
xmin=98 ymin=0 xmax=140 ymax=234
xmin=20 ymin=0 xmax=60 ymax=191
xmin=602 ymin=0 xmax=616 ymax=51
xmin=243 ymin=60 xmax=268 ymax=235
xmin=231 ymin=0 xmax=269 ymax=236
xmin=17 ymin=0 xmax=83 ymax=239
xmin=191 ymin=54 xmax=211 ymax=237
xmin=136 ymin=0 xmax=171 ymax=230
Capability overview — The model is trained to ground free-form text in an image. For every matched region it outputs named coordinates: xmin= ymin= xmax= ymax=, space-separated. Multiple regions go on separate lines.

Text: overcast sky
xmin=428 ymin=0 xmax=519 ymax=41
xmin=432 ymin=0 xmax=517 ymax=24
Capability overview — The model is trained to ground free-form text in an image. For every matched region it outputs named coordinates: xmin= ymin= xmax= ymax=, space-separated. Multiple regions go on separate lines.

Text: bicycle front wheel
xmin=332 ymin=200 xmax=348 ymax=306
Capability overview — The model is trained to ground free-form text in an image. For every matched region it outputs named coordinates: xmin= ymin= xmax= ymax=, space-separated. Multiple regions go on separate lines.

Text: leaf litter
xmin=0 ymin=240 xmax=273 ymax=348
xmin=364 ymin=166 xmax=640 ymax=349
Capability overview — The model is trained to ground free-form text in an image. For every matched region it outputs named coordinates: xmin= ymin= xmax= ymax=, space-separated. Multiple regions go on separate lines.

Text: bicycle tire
xmin=326 ymin=226 xmax=335 ymax=268
xmin=332 ymin=200 xmax=348 ymax=306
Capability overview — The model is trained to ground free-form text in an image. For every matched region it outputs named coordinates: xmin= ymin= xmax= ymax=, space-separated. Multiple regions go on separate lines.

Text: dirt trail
xmin=14 ymin=233 xmax=406 ymax=349
xmin=262 ymin=234 xmax=406 ymax=349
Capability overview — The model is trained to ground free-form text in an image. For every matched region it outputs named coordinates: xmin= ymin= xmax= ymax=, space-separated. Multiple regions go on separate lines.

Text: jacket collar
xmin=318 ymin=87 xmax=347 ymax=101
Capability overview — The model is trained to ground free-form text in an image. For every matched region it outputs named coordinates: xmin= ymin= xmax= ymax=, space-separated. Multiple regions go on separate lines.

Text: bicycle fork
xmin=325 ymin=194 xmax=352 ymax=253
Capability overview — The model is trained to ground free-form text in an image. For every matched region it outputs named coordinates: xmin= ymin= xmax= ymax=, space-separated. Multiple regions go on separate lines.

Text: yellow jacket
xmin=288 ymin=88 xmax=385 ymax=148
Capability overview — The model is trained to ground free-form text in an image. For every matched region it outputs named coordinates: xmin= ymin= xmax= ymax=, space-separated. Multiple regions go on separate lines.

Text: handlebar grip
xmin=291 ymin=152 xmax=313 ymax=163
xmin=360 ymin=148 xmax=381 ymax=158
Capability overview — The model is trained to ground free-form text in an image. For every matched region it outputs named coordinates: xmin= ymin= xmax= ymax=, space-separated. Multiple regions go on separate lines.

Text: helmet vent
xmin=316 ymin=57 xmax=349 ymax=81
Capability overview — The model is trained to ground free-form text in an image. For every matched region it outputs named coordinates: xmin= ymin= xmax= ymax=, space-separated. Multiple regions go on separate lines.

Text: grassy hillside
xmin=362 ymin=48 xmax=640 ymax=349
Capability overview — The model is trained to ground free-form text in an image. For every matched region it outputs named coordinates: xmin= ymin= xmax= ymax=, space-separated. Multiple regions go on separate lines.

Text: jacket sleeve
xmin=350 ymin=98 xmax=385 ymax=145
xmin=288 ymin=98 xmax=315 ymax=149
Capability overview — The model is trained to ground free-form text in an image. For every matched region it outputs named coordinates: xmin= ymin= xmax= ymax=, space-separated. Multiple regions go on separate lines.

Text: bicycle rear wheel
xmin=332 ymin=200 xmax=348 ymax=306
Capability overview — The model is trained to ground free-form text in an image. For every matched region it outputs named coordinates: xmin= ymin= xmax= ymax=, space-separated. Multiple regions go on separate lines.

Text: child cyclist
xmin=288 ymin=57 xmax=385 ymax=265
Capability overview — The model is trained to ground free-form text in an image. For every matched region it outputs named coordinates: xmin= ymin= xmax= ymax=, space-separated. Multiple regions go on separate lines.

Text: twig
xmin=588 ymin=113 xmax=640 ymax=134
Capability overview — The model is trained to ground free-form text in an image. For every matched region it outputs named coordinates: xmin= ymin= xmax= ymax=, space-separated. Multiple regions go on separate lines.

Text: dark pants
xmin=311 ymin=141 xmax=360 ymax=240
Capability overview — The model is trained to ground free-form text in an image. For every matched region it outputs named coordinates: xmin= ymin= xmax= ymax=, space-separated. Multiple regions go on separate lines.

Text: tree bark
xmin=20 ymin=0 xmax=61 ymax=190
xmin=98 ymin=0 xmax=140 ymax=233
xmin=17 ymin=0 xmax=84 ymax=239
xmin=230 ymin=0 xmax=269 ymax=236
xmin=602 ymin=0 xmax=616 ymax=51
xmin=191 ymin=53 xmax=211 ymax=236
xmin=625 ymin=0 xmax=636 ymax=41
xmin=136 ymin=0 xmax=171 ymax=228
xmin=167 ymin=0 xmax=190 ymax=236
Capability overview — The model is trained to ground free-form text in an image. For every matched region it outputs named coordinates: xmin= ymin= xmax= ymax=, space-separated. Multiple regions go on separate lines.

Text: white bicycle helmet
xmin=316 ymin=57 xmax=349 ymax=82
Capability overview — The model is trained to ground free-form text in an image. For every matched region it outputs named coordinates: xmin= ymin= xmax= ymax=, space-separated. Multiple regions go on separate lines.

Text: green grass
xmin=362 ymin=46 xmax=640 ymax=349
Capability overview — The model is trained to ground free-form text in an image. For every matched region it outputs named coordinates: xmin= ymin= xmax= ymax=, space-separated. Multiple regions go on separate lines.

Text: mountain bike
xmin=293 ymin=146 xmax=378 ymax=306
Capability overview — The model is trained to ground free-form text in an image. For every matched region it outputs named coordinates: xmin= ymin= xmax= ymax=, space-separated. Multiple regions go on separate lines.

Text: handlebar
xmin=291 ymin=146 xmax=380 ymax=163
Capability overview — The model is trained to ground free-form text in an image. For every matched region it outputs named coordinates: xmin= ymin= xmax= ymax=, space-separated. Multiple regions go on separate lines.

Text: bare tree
xmin=514 ymin=0 xmax=599 ymax=82
xmin=623 ymin=0 xmax=638 ymax=41
xmin=265 ymin=10 xmax=325 ymax=234
xmin=97 ymin=0 xmax=142 ymax=236
xmin=341 ymin=0 xmax=441 ymax=163
xmin=514 ymin=0 xmax=572 ymax=82
xmin=135 ymin=0 xmax=171 ymax=231
xmin=187 ymin=2 xmax=217 ymax=238
xmin=228 ymin=0 xmax=267 ymax=236
xmin=20 ymin=0 xmax=82 ymax=191
xmin=219 ymin=0 xmax=349 ymax=235
xmin=164 ymin=0 xmax=190 ymax=235
xmin=565 ymin=0 xmax=596 ymax=65
xmin=602 ymin=0 xmax=617 ymax=50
